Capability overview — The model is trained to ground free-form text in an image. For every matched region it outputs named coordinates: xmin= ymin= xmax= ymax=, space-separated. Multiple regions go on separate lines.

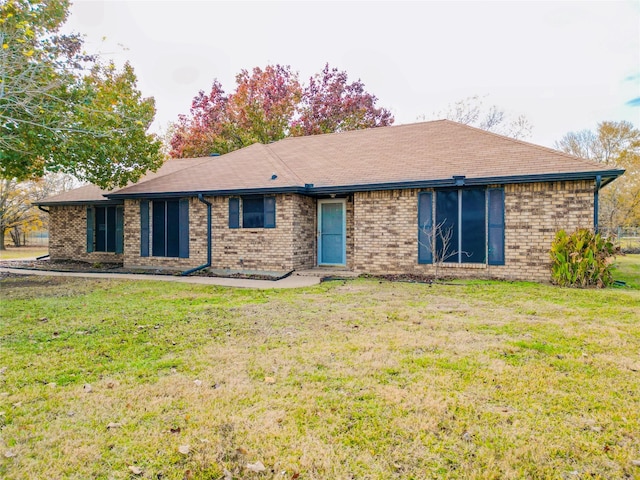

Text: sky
xmin=63 ymin=0 xmax=640 ymax=149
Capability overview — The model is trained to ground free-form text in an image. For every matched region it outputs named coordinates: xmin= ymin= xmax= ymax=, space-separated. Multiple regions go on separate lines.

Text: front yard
xmin=0 ymin=269 xmax=639 ymax=479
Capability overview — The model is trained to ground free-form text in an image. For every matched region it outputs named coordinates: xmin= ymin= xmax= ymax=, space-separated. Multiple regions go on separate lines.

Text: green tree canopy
xmin=0 ymin=0 xmax=163 ymax=189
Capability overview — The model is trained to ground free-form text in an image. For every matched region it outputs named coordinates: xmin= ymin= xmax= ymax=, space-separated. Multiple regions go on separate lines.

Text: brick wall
xmin=48 ymin=205 xmax=124 ymax=263
xmin=292 ymin=195 xmax=316 ymax=269
xmin=123 ymin=198 xmax=208 ymax=270
xmin=352 ymin=181 xmax=594 ymax=282
xmin=124 ymin=194 xmax=315 ymax=272
xmin=49 ymin=181 xmax=594 ymax=282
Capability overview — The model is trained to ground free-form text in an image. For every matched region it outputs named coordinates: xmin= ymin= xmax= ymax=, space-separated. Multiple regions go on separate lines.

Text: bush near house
xmin=550 ymin=229 xmax=616 ymax=287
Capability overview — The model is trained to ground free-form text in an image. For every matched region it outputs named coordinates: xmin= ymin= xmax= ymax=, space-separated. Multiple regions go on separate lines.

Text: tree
xmin=0 ymin=172 xmax=76 ymax=250
xmin=290 ymin=63 xmax=394 ymax=136
xmin=428 ymin=95 xmax=533 ymax=139
xmin=0 ymin=0 xmax=163 ymax=189
xmin=555 ymin=121 xmax=640 ymax=230
xmin=169 ymin=63 xmax=393 ymax=158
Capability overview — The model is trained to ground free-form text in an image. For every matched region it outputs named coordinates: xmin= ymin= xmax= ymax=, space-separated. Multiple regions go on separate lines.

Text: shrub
xmin=550 ymin=229 xmax=616 ymax=287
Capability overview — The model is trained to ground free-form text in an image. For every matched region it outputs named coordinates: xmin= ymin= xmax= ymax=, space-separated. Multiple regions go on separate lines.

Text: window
xmin=417 ymin=188 xmax=504 ymax=265
xmin=229 ymin=196 xmax=276 ymax=229
xmin=139 ymin=199 xmax=189 ymax=258
xmin=86 ymin=205 xmax=123 ymax=253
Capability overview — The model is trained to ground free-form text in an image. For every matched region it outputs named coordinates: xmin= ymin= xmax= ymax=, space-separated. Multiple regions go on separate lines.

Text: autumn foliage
xmin=170 ymin=64 xmax=394 ymax=158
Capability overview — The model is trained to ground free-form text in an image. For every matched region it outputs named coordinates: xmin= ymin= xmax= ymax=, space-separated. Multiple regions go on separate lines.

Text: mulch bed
xmin=0 ymin=259 xmax=287 ymax=281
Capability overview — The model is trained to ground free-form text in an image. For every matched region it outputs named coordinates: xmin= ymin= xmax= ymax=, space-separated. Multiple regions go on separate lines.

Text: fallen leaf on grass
xmin=223 ymin=469 xmax=233 ymax=480
xmin=170 ymin=426 xmax=181 ymax=434
xmin=128 ymin=465 xmax=143 ymax=475
xmin=178 ymin=444 xmax=190 ymax=455
xmin=236 ymin=446 xmax=248 ymax=455
xmin=107 ymin=422 xmax=122 ymax=429
xmin=631 ymin=459 xmax=640 ymax=467
xmin=193 ymin=380 xmax=202 ymax=387
xmin=246 ymin=461 xmax=266 ymax=473
xmin=4 ymin=450 xmax=16 ymax=458
xmin=83 ymin=384 xmax=92 ymax=393
xmin=264 ymin=376 xmax=276 ymax=384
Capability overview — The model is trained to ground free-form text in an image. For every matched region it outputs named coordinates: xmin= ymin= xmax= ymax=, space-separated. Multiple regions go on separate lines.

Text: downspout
xmin=181 ymin=194 xmax=212 ymax=276
xmin=37 ymin=206 xmax=51 ymax=259
xmin=594 ymin=175 xmax=601 ymax=233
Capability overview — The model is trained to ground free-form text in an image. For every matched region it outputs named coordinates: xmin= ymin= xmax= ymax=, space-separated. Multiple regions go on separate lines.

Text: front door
xmin=318 ymin=199 xmax=346 ymax=266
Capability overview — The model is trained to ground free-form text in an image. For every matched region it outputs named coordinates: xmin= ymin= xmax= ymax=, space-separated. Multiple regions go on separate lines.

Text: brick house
xmin=37 ymin=120 xmax=623 ymax=282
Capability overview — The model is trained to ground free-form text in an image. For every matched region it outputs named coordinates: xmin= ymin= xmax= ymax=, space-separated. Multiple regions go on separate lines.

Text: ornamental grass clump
xmin=550 ymin=228 xmax=616 ymax=287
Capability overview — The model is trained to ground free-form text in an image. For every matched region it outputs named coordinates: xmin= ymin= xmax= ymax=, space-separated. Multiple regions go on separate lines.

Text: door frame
xmin=317 ymin=198 xmax=347 ymax=266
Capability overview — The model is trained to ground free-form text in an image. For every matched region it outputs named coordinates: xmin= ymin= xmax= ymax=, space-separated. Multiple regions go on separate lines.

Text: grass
xmin=612 ymin=253 xmax=640 ymax=289
xmin=0 ymin=247 xmax=48 ymax=260
xmin=0 ymin=275 xmax=639 ymax=479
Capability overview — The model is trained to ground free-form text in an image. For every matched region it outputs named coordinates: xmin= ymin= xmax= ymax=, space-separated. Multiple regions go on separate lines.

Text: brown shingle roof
xmin=37 ymin=157 xmax=211 ymax=205
xmin=42 ymin=120 xmax=624 ymax=203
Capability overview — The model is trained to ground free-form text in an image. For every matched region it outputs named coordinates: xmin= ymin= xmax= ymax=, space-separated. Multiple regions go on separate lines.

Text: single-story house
xmin=36 ymin=120 xmax=624 ymax=282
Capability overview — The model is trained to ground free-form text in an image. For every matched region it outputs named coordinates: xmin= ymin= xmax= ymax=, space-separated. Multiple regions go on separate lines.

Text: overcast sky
xmin=64 ymin=0 xmax=640 ymax=148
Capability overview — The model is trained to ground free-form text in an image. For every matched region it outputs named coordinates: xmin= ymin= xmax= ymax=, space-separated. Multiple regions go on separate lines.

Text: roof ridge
xmin=276 ymin=119 xmax=451 ymax=144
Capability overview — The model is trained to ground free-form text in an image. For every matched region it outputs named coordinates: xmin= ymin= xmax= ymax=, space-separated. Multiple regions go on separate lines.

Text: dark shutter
xmin=115 ymin=206 xmax=124 ymax=254
xmin=105 ymin=206 xmax=117 ymax=252
xmin=488 ymin=188 xmax=505 ymax=265
xmin=417 ymin=192 xmax=433 ymax=264
xmin=179 ymin=198 xmax=189 ymax=258
xmin=264 ymin=196 xmax=276 ymax=228
xmin=140 ymin=200 xmax=149 ymax=257
xmin=86 ymin=206 xmax=95 ymax=253
xmin=229 ymin=198 xmax=240 ymax=228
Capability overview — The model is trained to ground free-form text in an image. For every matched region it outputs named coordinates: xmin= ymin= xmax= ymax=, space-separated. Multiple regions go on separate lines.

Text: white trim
xmin=317 ymin=199 xmax=347 ymax=266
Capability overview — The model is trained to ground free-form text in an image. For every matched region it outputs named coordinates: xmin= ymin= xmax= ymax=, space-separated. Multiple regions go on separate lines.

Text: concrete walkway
xmin=0 ymin=267 xmax=321 ymax=289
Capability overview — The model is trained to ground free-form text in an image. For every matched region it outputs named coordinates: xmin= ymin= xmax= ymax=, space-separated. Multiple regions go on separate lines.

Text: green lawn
xmin=0 ymin=275 xmax=639 ymax=479
xmin=0 ymin=247 xmax=48 ymax=260
xmin=612 ymin=253 xmax=640 ymax=289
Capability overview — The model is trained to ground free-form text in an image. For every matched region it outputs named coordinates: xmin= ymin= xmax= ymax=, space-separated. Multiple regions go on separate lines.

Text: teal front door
xmin=318 ymin=200 xmax=346 ymax=265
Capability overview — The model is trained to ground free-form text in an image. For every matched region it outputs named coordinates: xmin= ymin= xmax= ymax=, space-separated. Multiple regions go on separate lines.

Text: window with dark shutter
xmin=229 ymin=198 xmax=240 ymax=228
xmin=417 ymin=192 xmax=433 ymax=264
xmin=488 ymin=189 xmax=505 ymax=265
xmin=229 ymin=196 xmax=276 ymax=229
xmin=424 ymin=187 xmax=503 ymax=265
xmin=140 ymin=201 xmax=149 ymax=257
xmin=150 ymin=199 xmax=189 ymax=258
xmin=86 ymin=206 xmax=95 ymax=253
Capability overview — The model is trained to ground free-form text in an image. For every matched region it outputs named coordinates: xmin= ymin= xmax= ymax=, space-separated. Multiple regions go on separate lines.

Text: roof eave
xmin=306 ymin=169 xmax=626 ymax=195
xmin=102 ymin=169 xmax=625 ymax=199
xmin=34 ymin=199 xmax=123 ymax=207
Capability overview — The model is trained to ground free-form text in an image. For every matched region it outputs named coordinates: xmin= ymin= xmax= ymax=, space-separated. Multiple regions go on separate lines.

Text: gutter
xmin=594 ymin=175 xmax=602 ymax=232
xmin=37 ymin=205 xmax=50 ymax=214
xmin=181 ymin=194 xmax=212 ymax=276
xmin=104 ymin=169 xmax=625 ymax=200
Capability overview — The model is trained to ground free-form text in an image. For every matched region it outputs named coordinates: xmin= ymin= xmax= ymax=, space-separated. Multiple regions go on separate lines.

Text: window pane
xmin=106 ymin=206 xmax=117 ymax=252
xmin=435 ymin=190 xmax=459 ymax=263
xmin=166 ymin=200 xmax=180 ymax=257
xmin=243 ymin=197 xmax=264 ymax=228
xmin=152 ymin=200 xmax=166 ymax=257
xmin=95 ymin=207 xmax=106 ymax=252
xmin=461 ymin=189 xmax=486 ymax=263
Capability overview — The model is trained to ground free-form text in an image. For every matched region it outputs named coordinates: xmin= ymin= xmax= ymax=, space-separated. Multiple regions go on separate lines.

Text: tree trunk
xmin=0 ymin=229 xmax=5 ymax=251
